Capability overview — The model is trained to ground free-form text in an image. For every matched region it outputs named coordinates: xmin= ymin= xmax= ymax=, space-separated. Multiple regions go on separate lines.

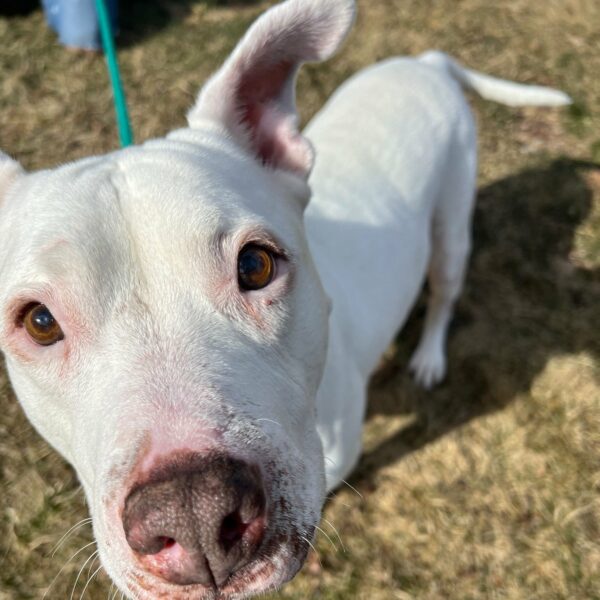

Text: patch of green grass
xmin=566 ymin=102 xmax=593 ymax=138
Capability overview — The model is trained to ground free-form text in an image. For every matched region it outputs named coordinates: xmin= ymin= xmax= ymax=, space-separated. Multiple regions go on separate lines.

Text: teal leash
xmin=95 ymin=0 xmax=133 ymax=147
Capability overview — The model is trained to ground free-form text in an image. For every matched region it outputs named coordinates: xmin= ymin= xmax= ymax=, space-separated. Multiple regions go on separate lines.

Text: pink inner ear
xmin=236 ymin=60 xmax=313 ymax=176
xmin=238 ymin=60 xmax=293 ymax=116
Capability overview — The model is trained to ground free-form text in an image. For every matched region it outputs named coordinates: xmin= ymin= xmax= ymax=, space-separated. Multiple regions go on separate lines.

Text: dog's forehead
xmin=115 ymin=130 xmax=309 ymax=238
xmin=0 ymin=133 xmax=306 ymax=293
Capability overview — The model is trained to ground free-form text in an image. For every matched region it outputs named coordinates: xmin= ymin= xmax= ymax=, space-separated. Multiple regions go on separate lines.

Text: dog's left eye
xmin=238 ymin=245 xmax=276 ymax=291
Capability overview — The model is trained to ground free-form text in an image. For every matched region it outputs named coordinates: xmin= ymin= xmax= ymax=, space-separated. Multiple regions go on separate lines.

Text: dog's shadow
xmin=352 ymin=158 xmax=600 ymax=484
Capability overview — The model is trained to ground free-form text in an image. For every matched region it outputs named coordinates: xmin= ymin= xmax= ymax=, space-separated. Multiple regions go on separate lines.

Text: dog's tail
xmin=418 ymin=50 xmax=571 ymax=107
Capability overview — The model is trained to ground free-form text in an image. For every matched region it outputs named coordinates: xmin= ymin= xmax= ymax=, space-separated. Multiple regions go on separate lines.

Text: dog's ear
xmin=187 ymin=0 xmax=355 ymax=179
xmin=0 ymin=152 xmax=24 ymax=206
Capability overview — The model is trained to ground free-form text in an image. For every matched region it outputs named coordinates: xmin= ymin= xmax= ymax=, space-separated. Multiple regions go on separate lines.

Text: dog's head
xmin=0 ymin=0 xmax=355 ymax=597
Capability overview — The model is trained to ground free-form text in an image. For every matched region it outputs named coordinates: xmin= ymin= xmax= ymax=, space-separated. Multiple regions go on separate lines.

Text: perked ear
xmin=0 ymin=152 xmax=24 ymax=205
xmin=187 ymin=0 xmax=355 ymax=179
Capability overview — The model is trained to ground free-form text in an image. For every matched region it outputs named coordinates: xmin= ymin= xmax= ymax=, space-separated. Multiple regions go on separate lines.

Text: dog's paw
xmin=408 ymin=343 xmax=446 ymax=389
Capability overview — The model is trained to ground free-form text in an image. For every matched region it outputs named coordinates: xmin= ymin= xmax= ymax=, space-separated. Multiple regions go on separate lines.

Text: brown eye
xmin=21 ymin=303 xmax=64 ymax=346
xmin=238 ymin=245 xmax=275 ymax=291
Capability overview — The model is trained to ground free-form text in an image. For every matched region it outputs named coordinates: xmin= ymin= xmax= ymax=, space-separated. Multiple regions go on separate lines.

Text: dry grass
xmin=1 ymin=0 xmax=599 ymax=598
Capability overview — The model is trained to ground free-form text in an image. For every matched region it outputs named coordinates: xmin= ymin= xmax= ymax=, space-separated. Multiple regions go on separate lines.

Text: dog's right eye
xmin=238 ymin=245 xmax=276 ymax=291
xmin=20 ymin=303 xmax=64 ymax=346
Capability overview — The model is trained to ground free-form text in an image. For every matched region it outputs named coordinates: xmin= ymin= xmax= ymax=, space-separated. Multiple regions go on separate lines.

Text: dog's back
xmin=306 ymin=57 xmax=475 ymax=372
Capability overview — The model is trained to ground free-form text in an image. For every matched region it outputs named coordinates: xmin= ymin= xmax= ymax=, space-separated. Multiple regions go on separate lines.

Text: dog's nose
xmin=122 ymin=454 xmax=266 ymax=588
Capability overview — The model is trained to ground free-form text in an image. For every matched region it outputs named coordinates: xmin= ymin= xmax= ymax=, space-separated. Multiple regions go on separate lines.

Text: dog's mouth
xmin=123 ymin=523 xmax=314 ymax=600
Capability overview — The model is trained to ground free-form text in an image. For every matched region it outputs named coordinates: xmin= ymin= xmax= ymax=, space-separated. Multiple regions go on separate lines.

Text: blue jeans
xmin=42 ymin=0 xmax=118 ymax=50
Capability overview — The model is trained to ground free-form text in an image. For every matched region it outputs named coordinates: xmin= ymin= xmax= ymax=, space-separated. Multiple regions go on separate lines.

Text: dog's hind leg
xmin=409 ymin=132 xmax=477 ymax=389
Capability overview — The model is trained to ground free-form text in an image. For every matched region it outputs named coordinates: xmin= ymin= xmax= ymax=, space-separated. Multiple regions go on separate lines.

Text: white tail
xmin=419 ymin=50 xmax=571 ymax=107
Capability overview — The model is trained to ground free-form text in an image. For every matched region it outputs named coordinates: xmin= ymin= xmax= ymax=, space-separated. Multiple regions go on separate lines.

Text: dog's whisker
xmin=69 ymin=549 xmax=100 ymax=600
xmin=85 ymin=552 xmax=100 ymax=579
xmin=256 ymin=418 xmax=283 ymax=428
xmin=80 ymin=564 xmax=103 ymax=599
xmin=42 ymin=540 xmax=97 ymax=600
xmin=323 ymin=456 xmax=361 ymax=503
xmin=313 ymin=525 xmax=338 ymax=553
xmin=107 ymin=583 xmax=114 ymax=600
xmin=300 ymin=535 xmax=323 ymax=568
xmin=325 ymin=491 xmax=352 ymax=509
xmin=339 ymin=479 xmax=363 ymax=500
xmin=51 ymin=518 xmax=93 ymax=557
xmin=321 ymin=517 xmax=347 ymax=553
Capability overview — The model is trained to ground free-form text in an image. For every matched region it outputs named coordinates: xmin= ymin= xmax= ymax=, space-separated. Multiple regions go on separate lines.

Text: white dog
xmin=0 ymin=0 xmax=569 ymax=598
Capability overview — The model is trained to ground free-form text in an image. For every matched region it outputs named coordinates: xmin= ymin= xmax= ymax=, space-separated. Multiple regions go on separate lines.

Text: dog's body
xmin=307 ymin=52 xmax=569 ymax=488
xmin=308 ymin=54 xmax=477 ymax=487
xmin=0 ymin=0 xmax=569 ymax=598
